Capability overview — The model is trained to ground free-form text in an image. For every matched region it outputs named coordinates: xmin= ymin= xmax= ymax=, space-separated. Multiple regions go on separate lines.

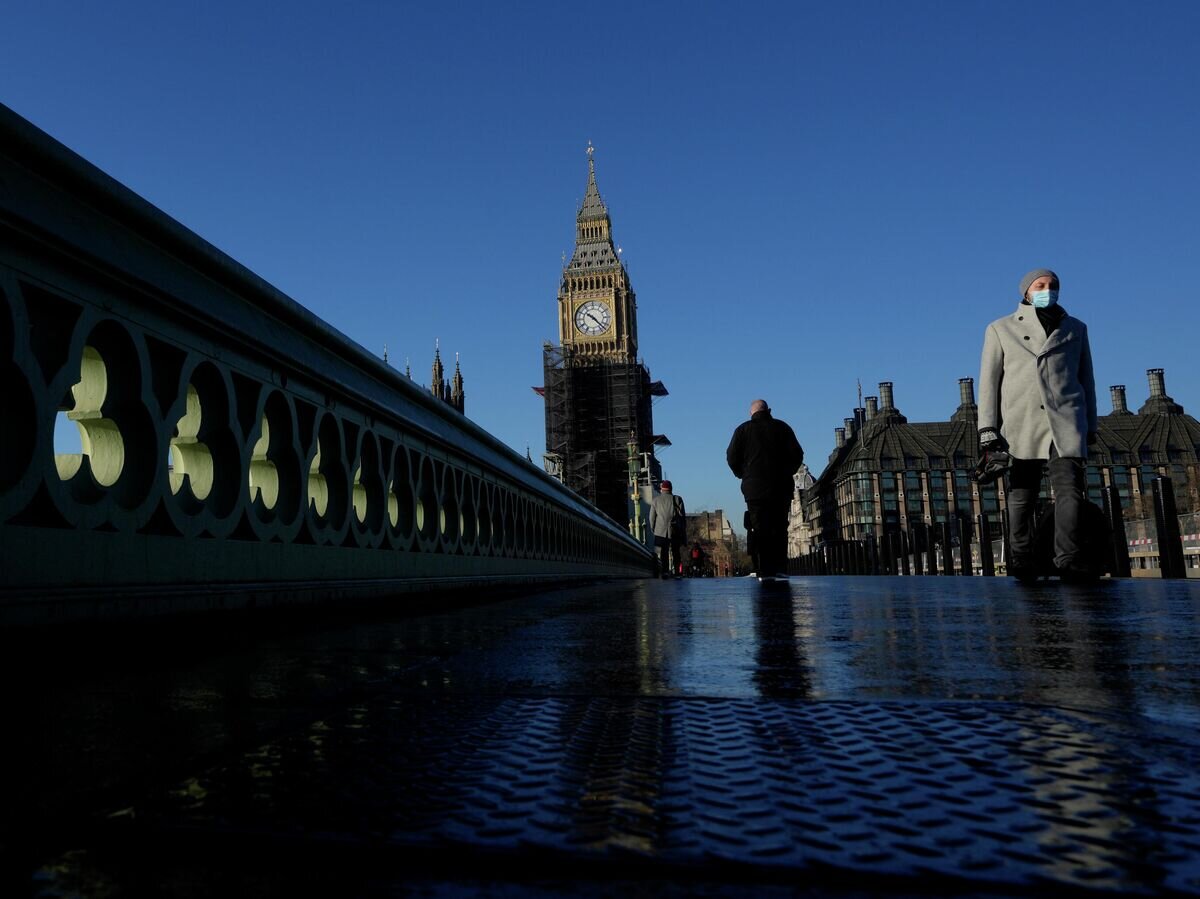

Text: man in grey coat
xmin=649 ymin=480 xmax=686 ymax=578
xmin=978 ymin=267 xmax=1097 ymax=581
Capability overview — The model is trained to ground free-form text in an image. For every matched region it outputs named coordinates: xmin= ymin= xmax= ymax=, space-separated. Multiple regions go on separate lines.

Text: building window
xmin=929 ymin=471 xmax=947 ymax=522
xmin=1171 ymin=464 xmax=1192 ymax=512
xmin=1086 ymin=465 xmax=1104 ymax=506
xmin=1110 ymin=466 xmax=1132 ymax=505
xmin=881 ymin=473 xmax=898 ymax=512
xmin=953 ymin=472 xmax=972 ymax=514
xmin=904 ymin=472 xmax=923 ymax=517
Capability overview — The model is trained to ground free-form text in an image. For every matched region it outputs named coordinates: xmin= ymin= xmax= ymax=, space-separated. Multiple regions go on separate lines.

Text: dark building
xmin=801 ymin=369 xmax=1200 ymax=549
xmin=541 ymin=147 xmax=667 ymax=526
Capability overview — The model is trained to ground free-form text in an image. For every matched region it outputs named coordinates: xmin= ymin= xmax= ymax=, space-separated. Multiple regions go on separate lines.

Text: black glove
xmin=974 ymin=430 xmax=1011 ymax=485
xmin=978 ymin=428 xmax=1006 ymax=453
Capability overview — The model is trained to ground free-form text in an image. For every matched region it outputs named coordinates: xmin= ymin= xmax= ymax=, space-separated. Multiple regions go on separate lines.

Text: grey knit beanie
xmin=1019 ymin=268 xmax=1058 ymax=299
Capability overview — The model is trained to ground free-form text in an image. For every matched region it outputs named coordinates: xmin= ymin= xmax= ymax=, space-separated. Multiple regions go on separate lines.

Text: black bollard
xmin=957 ymin=516 xmax=973 ymax=576
xmin=1101 ymin=485 xmax=1133 ymax=578
xmin=1000 ymin=508 xmax=1012 ymax=575
xmin=1152 ymin=477 xmax=1187 ymax=579
xmin=977 ymin=514 xmax=995 ymax=576
xmin=931 ymin=518 xmax=940 ymax=576
xmin=900 ymin=531 xmax=911 ymax=576
xmin=911 ymin=525 xmax=925 ymax=576
xmin=940 ymin=520 xmax=955 ymax=576
xmin=866 ymin=534 xmax=880 ymax=575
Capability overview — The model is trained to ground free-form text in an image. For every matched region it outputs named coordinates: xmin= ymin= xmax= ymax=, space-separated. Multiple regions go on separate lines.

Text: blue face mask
xmin=1031 ymin=289 xmax=1059 ymax=308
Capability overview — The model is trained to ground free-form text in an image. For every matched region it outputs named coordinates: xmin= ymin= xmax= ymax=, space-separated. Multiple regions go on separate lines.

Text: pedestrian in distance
xmin=726 ymin=400 xmax=804 ymax=583
xmin=977 ymin=267 xmax=1098 ymax=583
xmin=649 ymin=480 xmax=687 ymax=578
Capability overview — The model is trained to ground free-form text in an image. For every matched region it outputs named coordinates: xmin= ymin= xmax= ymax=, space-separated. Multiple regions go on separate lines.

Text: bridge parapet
xmin=0 ymin=104 xmax=652 ymax=624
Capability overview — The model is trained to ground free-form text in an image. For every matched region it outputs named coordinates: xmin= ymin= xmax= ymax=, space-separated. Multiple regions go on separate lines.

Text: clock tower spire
xmin=542 ymin=145 xmax=666 ymax=528
xmin=558 ymin=144 xmax=638 ymax=363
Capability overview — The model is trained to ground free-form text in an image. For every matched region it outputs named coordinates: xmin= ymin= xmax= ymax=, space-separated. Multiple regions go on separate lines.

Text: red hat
xmin=660 ymin=480 xmax=672 ymax=490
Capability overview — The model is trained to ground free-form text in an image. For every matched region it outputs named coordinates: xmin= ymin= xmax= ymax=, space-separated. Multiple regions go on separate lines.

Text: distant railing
xmin=0 ymin=103 xmax=653 ymax=624
xmin=790 ymin=481 xmax=1196 ymax=580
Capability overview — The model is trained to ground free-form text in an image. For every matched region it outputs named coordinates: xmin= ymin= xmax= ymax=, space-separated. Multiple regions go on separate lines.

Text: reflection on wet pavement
xmin=4 ymin=576 xmax=1200 ymax=893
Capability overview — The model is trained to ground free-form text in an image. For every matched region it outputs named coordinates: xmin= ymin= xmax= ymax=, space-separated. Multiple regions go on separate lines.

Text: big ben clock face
xmin=574 ymin=300 xmax=611 ymax=336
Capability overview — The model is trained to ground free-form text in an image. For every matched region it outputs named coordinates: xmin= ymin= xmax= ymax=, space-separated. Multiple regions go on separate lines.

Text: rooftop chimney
xmin=950 ymin=376 xmax=978 ymax=424
xmin=1148 ymin=368 xmax=1166 ymax=397
xmin=854 ymin=407 xmax=866 ymax=431
xmin=958 ymin=377 xmax=975 ymax=406
xmin=1110 ymin=385 xmax=1129 ymax=415
xmin=844 ymin=417 xmax=855 ymax=440
xmin=1137 ymin=367 xmax=1184 ymax=415
xmin=865 ymin=396 xmax=879 ymax=419
xmin=878 ymin=382 xmax=895 ymax=411
xmin=834 ymin=427 xmax=846 ymax=448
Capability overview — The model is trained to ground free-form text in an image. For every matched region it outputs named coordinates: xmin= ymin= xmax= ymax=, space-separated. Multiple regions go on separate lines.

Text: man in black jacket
xmin=726 ymin=399 xmax=804 ymax=581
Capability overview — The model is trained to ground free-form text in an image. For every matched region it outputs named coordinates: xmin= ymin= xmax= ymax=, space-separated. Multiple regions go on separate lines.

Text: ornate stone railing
xmin=0 ymin=103 xmax=653 ymax=624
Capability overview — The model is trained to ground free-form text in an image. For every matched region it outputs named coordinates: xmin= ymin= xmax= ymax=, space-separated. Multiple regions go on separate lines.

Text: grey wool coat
xmin=649 ymin=492 xmax=685 ymax=540
xmin=978 ymin=304 xmax=1097 ymax=460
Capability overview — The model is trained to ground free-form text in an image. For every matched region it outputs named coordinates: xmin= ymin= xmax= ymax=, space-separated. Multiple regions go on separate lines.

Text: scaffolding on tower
xmin=542 ymin=342 xmax=666 ymax=528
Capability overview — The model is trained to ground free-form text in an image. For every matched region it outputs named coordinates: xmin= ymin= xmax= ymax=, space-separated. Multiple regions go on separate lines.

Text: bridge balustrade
xmin=0 ymin=104 xmax=653 ymax=624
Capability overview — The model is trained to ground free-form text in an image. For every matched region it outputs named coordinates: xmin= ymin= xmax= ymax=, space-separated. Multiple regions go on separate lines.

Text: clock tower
xmin=557 ymin=143 xmax=638 ymax=363
xmin=542 ymin=146 xmax=666 ymax=529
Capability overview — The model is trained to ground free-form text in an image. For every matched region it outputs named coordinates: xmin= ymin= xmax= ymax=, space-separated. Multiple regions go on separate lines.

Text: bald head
xmin=749 ymin=399 xmax=768 ymax=416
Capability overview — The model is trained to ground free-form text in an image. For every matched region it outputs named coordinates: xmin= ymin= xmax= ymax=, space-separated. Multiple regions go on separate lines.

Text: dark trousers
xmin=1006 ymin=445 xmax=1086 ymax=569
xmin=656 ymin=537 xmax=683 ymax=575
xmin=746 ymin=496 xmax=790 ymax=576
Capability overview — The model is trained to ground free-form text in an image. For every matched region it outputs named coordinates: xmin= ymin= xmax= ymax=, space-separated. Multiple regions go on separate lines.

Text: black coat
xmin=726 ymin=411 xmax=804 ymax=503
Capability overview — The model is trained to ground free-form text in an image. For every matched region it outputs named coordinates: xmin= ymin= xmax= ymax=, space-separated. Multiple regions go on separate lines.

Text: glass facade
xmin=835 ymin=473 xmax=875 ymax=540
xmin=904 ymin=472 xmax=923 ymax=520
xmin=1086 ymin=465 xmax=1104 ymax=506
xmin=928 ymin=471 xmax=948 ymax=522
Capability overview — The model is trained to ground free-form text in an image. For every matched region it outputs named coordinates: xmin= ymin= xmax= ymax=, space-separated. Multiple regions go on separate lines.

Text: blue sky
xmin=5 ymin=1 xmax=1199 ymax=527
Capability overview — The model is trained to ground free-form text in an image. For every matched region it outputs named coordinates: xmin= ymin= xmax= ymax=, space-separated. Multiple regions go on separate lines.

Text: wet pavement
xmin=5 ymin=575 xmax=1200 ymax=896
